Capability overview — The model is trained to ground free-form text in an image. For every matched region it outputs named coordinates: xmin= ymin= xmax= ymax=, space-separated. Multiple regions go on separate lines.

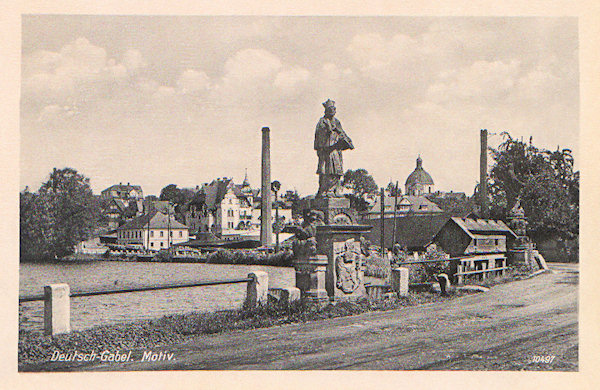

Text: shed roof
xmin=449 ymin=217 xmax=517 ymax=239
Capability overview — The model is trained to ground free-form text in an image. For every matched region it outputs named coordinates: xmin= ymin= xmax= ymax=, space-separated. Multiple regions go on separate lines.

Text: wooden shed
xmin=434 ymin=217 xmax=517 ymax=257
xmin=434 ymin=217 xmax=517 ymax=283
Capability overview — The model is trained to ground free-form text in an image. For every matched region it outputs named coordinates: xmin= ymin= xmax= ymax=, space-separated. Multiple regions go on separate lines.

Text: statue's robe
xmin=314 ymin=116 xmax=353 ymax=176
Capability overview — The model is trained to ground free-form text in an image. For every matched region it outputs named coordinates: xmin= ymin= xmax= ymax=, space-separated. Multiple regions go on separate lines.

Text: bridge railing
xmin=18 ymin=271 xmax=269 ymax=336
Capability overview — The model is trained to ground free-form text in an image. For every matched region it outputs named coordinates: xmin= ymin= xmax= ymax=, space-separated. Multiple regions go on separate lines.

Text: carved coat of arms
xmin=333 ymin=238 xmax=363 ymax=294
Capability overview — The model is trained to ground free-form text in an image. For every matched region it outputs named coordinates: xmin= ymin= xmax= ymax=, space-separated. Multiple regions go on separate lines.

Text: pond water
xmin=19 ymin=261 xmax=295 ymax=332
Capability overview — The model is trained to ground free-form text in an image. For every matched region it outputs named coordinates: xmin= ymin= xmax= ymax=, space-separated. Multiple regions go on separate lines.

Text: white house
xmin=117 ymin=210 xmax=189 ymax=251
xmin=185 ymin=176 xmax=292 ymax=237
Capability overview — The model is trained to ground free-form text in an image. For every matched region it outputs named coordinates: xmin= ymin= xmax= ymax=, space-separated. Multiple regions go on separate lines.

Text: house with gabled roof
xmin=433 ymin=217 xmax=517 ymax=257
xmin=184 ymin=175 xmax=291 ymax=237
xmin=117 ymin=210 xmax=189 ymax=250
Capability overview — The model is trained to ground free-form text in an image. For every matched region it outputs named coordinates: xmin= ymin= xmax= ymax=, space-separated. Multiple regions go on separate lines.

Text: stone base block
xmin=391 ymin=267 xmax=409 ymax=297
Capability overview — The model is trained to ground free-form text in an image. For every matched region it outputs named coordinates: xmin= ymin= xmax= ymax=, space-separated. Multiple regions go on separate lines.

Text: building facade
xmin=101 ymin=183 xmax=145 ymax=229
xmin=185 ymin=176 xmax=292 ymax=237
xmin=117 ymin=210 xmax=189 ymax=250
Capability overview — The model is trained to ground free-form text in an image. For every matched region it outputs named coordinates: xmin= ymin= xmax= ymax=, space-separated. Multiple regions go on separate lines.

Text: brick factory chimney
xmin=260 ymin=127 xmax=273 ymax=247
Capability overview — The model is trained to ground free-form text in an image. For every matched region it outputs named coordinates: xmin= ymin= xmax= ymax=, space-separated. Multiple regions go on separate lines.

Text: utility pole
xmin=380 ymin=187 xmax=385 ymax=257
xmin=167 ymin=201 xmax=171 ymax=254
xmin=480 ymin=129 xmax=489 ymax=218
xmin=391 ymin=181 xmax=399 ymax=250
xmin=260 ymin=127 xmax=273 ymax=247
xmin=271 ymin=180 xmax=281 ymax=252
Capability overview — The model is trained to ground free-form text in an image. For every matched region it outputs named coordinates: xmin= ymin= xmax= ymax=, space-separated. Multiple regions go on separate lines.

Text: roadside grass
xmin=19 ymin=290 xmax=467 ymax=366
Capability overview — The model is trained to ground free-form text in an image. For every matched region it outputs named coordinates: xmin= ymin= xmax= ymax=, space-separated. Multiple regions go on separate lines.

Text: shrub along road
xmin=74 ymin=264 xmax=580 ymax=371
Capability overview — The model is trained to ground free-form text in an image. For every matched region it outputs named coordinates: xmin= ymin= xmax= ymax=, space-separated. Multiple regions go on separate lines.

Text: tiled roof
xmin=102 ymin=184 xmax=143 ymax=194
xmin=118 ymin=211 xmax=188 ymax=230
xmin=366 ymin=195 xmax=443 ymax=215
xmin=449 ymin=217 xmax=517 ymax=238
xmin=362 ymin=213 xmax=451 ymax=250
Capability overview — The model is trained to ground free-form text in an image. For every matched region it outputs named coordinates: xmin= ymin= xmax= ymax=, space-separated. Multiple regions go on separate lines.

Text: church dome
xmin=405 ymin=156 xmax=434 ymax=186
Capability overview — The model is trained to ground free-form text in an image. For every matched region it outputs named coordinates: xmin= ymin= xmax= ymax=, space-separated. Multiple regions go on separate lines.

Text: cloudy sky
xmin=20 ymin=15 xmax=578 ymax=197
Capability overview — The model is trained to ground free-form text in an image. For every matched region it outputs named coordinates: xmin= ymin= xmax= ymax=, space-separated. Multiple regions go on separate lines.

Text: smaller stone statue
xmin=508 ymin=197 xmax=529 ymax=246
xmin=291 ymin=209 xmax=325 ymax=260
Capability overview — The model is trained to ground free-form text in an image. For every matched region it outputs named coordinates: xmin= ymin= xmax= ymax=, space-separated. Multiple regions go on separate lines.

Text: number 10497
xmin=531 ymin=355 xmax=555 ymax=363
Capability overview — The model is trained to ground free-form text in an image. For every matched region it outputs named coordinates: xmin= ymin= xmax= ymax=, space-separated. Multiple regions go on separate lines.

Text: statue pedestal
xmin=316 ymin=224 xmax=372 ymax=300
xmin=303 ymin=196 xmax=358 ymax=225
xmin=294 ymin=255 xmax=328 ymax=300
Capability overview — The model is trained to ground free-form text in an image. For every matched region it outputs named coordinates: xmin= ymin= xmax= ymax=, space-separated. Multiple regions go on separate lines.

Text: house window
xmin=495 ymin=239 xmax=499 ymax=245
xmin=170 ymin=231 xmax=173 ymax=237
xmin=179 ymin=231 xmax=183 ymax=237
xmin=150 ymin=231 xmax=154 ymax=237
xmin=160 ymin=231 xmax=164 ymax=237
xmin=150 ymin=242 xmax=154 ymax=247
xmin=160 ymin=242 xmax=163 ymax=247
xmin=228 ymin=222 xmax=234 ymax=229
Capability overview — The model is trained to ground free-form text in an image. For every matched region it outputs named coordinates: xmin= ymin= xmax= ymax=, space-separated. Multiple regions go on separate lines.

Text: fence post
xmin=436 ymin=273 xmax=450 ymax=296
xmin=391 ymin=267 xmax=409 ymax=297
xmin=44 ymin=284 xmax=71 ymax=335
xmin=246 ymin=271 xmax=268 ymax=308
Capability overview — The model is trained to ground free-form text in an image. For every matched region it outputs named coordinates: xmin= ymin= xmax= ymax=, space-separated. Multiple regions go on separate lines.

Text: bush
xmin=363 ymin=254 xmax=391 ymax=279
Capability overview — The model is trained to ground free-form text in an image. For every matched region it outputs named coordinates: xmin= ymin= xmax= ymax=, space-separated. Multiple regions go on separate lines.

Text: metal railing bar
xmin=18 ymin=277 xmax=252 ymax=303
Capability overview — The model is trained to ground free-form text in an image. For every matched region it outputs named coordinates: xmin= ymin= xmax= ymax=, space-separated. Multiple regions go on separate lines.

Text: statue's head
xmin=322 ymin=99 xmax=336 ymax=117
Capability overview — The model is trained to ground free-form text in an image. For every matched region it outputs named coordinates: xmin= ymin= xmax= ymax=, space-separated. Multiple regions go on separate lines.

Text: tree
xmin=159 ymin=184 xmax=180 ymax=203
xmin=386 ymin=182 xmax=402 ymax=197
xmin=488 ymin=133 xmax=579 ymax=243
xmin=159 ymin=184 xmax=196 ymax=222
xmin=341 ymin=169 xmax=379 ymax=212
xmin=20 ymin=168 xmax=102 ymax=261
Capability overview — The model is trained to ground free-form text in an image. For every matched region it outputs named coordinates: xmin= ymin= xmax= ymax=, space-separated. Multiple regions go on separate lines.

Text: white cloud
xmin=274 ymin=67 xmax=310 ymax=90
xmin=346 ymin=33 xmax=427 ymax=85
xmin=517 ymin=65 xmax=562 ymax=101
xmin=427 ymin=60 xmax=521 ymax=102
xmin=222 ymin=48 xmax=282 ymax=84
xmin=122 ymin=49 xmax=147 ymax=74
xmin=22 ymin=37 xmax=146 ymax=109
xmin=152 ymin=86 xmax=176 ymax=100
xmin=176 ymin=69 xmax=210 ymax=94
xmin=37 ymin=104 xmax=78 ymax=123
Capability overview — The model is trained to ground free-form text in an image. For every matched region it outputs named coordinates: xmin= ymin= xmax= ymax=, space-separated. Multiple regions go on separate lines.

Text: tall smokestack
xmin=260 ymin=127 xmax=273 ymax=246
xmin=480 ymin=129 xmax=489 ymax=218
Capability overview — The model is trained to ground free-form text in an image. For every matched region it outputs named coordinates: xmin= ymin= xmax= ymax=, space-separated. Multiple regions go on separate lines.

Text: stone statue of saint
xmin=314 ymin=99 xmax=354 ymax=197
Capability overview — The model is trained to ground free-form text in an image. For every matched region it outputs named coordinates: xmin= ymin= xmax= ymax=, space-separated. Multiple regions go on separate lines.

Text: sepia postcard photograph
xmin=6 ymin=2 xmax=598 ymax=387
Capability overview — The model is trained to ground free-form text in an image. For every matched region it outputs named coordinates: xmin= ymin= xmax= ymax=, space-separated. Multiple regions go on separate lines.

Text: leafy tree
xmin=386 ymin=182 xmax=402 ymax=197
xmin=488 ymin=133 xmax=579 ymax=243
xmin=159 ymin=184 xmax=196 ymax=222
xmin=20 ymin=168 xmax=102 ymax=261
xmin=159 ymin=184 xmax=180 ymax=202
xmin=342 ymin=169 xmax=379 ymax=212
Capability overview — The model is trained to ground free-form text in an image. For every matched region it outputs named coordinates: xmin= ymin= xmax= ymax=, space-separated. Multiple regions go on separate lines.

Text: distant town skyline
xmin=20 ymin=16 xmax=579 ymax=197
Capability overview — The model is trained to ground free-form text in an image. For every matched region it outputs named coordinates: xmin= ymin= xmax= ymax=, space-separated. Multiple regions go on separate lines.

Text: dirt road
xmin=73 ymin=264 xmax=581 ymax=371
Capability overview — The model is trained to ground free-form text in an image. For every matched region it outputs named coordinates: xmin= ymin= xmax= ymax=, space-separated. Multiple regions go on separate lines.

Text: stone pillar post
xmin=260 ymin=127 xmax=272 ymax=247
xmin=44 ymin=284 xmax=71 ymax=335
xmin=246 ymin=271 xmax=268 ymax=308
xmin=391 ymin=267 xmax=409 ymax=297
xmin=436 ymin=273 xmax=450 ymax=296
